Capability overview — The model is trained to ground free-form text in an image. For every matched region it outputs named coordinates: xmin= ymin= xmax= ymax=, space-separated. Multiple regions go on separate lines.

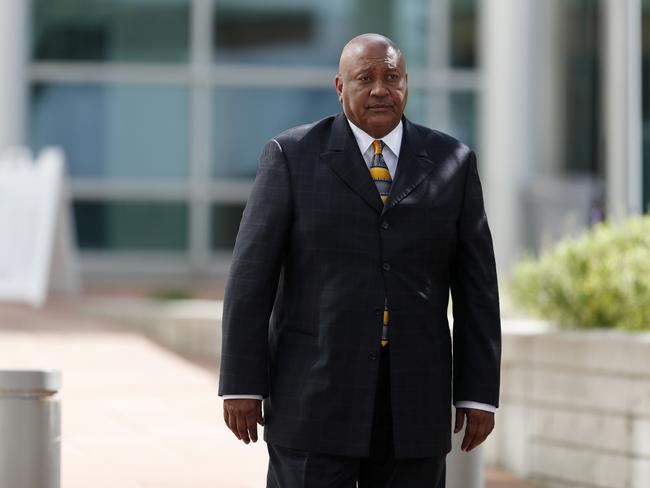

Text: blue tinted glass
xmin=449 ymin=92 xmax=476 ymax=149
xmin=30 ymin=83 xmax=189 ymax=180
xmin=213 ymin=87 xmax=341 ymax=178
xmin=74 ymin=201 xmax=188 ymax=251
xmin=213 ymin=87 xmax=430 ymax=179
xmin=211 ymin=204 xmax=245 ymax=251
xmin=451 ymin=0 xmax=477 ymax=68
xmin=213 ymin=0 xmax=429 ymax=67
xmin=403 ymin=90 xmax=429 ymax=127
xmin=32 ymin=0 xmax=190 ymax=62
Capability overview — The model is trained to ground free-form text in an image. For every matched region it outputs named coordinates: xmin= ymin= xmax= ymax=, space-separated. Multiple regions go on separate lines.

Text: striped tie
xmin=369 ymin=140 xmax=391 ymax=347
xmin=369 ymin=140 xmax=392 ymax=205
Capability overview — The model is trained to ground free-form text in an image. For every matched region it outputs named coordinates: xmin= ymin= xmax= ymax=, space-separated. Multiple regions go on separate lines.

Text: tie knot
xmin=372 ymin=140 xmax=384 ymax=156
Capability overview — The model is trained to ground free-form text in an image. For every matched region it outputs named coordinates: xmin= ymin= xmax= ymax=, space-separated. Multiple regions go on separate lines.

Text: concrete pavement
xmin=0 ymin=298 xmax=537 ymax=487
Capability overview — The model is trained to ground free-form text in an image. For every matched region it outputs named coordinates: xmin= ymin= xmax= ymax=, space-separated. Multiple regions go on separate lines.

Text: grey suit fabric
xmin=218 ymin=113 xmax=501 ymax=459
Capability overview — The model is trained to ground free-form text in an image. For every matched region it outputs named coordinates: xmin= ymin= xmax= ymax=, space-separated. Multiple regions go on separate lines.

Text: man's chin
xmin=369 ymin=106 xmax=400 ymax=116
xmin=362 ymin=113 xmax=400 ymax=134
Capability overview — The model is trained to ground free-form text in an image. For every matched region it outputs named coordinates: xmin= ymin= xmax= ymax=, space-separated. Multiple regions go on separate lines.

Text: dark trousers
xmin=266 ymin=347 xmax=446 ymax=487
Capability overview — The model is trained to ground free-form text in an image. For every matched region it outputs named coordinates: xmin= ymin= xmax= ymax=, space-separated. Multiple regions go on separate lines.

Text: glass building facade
xmin=28 ymin=0 xmax=480 ymax=274
xmin=21 ymin=0 xmax=649 ymax=277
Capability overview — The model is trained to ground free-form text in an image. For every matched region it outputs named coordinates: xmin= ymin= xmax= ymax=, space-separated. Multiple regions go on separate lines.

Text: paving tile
xmin=0 ymin=300 xmax=537 ymax=487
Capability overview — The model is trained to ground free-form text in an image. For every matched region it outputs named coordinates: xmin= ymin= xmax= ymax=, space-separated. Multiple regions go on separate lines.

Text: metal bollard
xmin=0 ymin=370 xmax=61 ymax=488
xmin=447 ymin=421 xmax=484 ymax=488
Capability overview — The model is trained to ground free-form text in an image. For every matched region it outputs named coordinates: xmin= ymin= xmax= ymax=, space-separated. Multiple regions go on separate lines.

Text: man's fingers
xmin=256 ymin=402 xmax=265 ymax=426
xmin=464 ymin=422 xmax=484 ymax=452
xmin=223 ymin=399 xmax=263 ymax=444
xmin=454 ymin=408 xmax=466 ymax=434
xmin=461 ymin=414 xmax=479 ymax=451
xmin=237 ymin=413 xmax=251 ymax=444
xmin=223 ymin=406 xmax=239 ymax=440
xmin=460 ymin=410 xmax=495 ymax=452
xmin=229 ymin=411 xmax=241 ymax=440
xmin=247 ymin=414 xmax=259 ymax=442
xmin=467 ymin=422 xmax=490 ymax=451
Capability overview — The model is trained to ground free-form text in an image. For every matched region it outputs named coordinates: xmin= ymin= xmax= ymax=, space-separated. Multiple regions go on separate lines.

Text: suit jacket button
xmin=382 ymin=262 xmax=391 ymax=272
xmin=369 ymin=352 xmax=378 ymax=360
xmin=374 ymin=309 xmax=382 ymax=316
xmin=381 ymin=221 xmax=390 ymax=230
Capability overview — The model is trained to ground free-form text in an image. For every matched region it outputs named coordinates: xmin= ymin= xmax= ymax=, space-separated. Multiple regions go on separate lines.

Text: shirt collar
xmin=346 ymin=118 xmax=403 ymax=159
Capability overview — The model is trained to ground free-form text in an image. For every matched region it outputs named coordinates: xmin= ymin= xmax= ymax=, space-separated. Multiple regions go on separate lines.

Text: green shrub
xmin=150 ymin=288 xmax=195 ymax=301
xmin=510 ymin=216 xmax=650 ymax=330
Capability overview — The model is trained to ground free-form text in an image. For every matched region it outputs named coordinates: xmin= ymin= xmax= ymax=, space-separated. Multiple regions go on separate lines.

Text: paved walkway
xmin=0 ymin=298 xmax=537 ymax=487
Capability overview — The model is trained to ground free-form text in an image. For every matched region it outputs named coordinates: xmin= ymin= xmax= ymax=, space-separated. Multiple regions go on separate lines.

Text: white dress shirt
xmin=347 ymin=119 xmax=401 ymax=178
xmin=224 ymin=119 xmax=497 ymax=414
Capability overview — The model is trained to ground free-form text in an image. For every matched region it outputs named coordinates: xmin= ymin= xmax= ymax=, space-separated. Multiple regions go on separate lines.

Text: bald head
xmin=338 ymin=34 xmax=404 ymax=74
xmin=335 ymin=34 xmax=408 ymax=138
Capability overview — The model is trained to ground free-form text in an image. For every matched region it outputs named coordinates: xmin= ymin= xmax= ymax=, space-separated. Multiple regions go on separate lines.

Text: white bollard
xmin=0 ymin=370 xmax=61 ymax=488
xmin=447 ymin=425 xmax=484 ymax=488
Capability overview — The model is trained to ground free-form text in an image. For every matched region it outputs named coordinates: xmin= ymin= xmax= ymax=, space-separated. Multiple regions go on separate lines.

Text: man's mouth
xmin=368 ymin=104 xmax=392 ymax=110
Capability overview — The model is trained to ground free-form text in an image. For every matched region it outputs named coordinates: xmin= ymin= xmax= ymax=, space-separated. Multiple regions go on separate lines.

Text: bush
xmin=150 ymin=288 xmax=195 ymax=300
xmin=510 ymin=216 xmax=650 ymax=330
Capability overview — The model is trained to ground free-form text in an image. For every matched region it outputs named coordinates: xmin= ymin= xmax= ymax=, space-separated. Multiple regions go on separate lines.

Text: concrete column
xmin=536 ymin=0 xmax=566 ymax=178
xmin=0 ymin=0 xmax=30 ymax=150
xmin=479 ymin=0 xmax=539 ymax=274
xmin=602 ymin=0 xmax=643 ymax=220
xmin=189 ymin=0 xmax=214 ymax=275
xmin=0 ymin=370 xmax=61 ymax=488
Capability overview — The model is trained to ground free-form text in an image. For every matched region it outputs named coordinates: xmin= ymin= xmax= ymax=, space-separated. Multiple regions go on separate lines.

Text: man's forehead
xmin=342 ymin=44 xmax=403 ymax=71
xmin=352 ymin=57 xmax=402 ymax=72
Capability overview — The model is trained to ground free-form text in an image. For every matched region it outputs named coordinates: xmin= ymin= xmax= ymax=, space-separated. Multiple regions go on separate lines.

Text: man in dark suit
xmin=219 ymin=33 xmax=501 ymax=487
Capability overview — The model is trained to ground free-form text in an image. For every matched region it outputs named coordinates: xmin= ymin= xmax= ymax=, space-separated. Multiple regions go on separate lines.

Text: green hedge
xmin=510 ymin=216 xmax=650 ymax=330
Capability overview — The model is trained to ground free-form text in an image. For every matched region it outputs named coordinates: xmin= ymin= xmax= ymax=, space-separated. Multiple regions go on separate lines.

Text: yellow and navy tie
xmin=369 ymin=140 xmax=391 ymax=347
xmin=369 ymin=140 xmax=392 ymax=205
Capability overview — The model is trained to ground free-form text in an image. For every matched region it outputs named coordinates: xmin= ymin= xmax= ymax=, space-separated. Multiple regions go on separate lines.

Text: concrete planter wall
xmin=87 ymin=298 xmax=222 ymax=360
xmin=90 ymin=301 xmax=650 ymax=487
xmin=486 ymin=321 xmax=650 ymax=488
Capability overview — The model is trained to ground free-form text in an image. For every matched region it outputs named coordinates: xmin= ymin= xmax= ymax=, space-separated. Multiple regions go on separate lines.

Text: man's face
xmin=335 ymin=40 xmax=408 ymax=138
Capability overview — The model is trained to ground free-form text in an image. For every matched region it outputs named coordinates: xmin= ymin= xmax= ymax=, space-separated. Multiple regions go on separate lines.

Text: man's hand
xmin=223 ymin=399 xmax=264 ymax=444
xmin=454 ymin=407 xmax=495 ymax=452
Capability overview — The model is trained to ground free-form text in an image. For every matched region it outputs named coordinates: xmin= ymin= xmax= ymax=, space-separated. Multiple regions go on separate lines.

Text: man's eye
xmin=358 ymin=76 xmax=370 ymax=81
xmin=387 ymin=73 xmax=399 ymax=80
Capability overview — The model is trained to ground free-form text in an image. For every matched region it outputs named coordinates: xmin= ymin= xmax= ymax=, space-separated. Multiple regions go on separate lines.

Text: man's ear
xmin=335 ymin=74 xmax=343 ymax=103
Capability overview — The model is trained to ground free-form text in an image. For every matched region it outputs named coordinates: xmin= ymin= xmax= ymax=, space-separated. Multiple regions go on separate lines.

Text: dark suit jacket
xmin=218 ymin=113 xmax=501 ymax=458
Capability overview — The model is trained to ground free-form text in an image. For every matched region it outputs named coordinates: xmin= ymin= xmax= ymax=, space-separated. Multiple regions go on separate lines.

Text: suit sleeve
xmin=450 ymin=150 xmax=501 ymax=407
xmin=218 ymin=139 xmax=292 ymax=397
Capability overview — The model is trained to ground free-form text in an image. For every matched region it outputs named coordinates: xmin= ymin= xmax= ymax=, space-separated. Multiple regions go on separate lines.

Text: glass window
xmin=73 ymin=201 xmax=188 ymax=251
xmin=212 ymin=0 xmax=429 ymax=67
xmin=32 ymin=0 xmax=190 ymax=62
xmin=213 ymin=87 xmax=429 ymax=179
xmin=403 ymin=89 xmax=428 ymax=127
xmin=30 ymin=83 xmax=190 ymax=180
xmin=562 ymin=0 xmax=601 ymax=176
xmin=450 ymin=0 xmax=478 ymax=68
xmin=212 ymin=87 xmax=341 ymax=178
xmin=642 ymin=0 xmax=650 ymax=212
xmin=449 ymin=92 xmax=477 ymax=150
xmin=211 ymin=204 xmax=245 ymax=250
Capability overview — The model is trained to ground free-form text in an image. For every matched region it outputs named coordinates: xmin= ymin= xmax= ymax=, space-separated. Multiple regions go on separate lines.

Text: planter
xmin=486 ymin=320 xmax=650 ymax=488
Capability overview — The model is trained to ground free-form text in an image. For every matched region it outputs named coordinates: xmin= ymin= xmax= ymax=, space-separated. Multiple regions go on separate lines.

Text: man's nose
xmin=370 ymin=82 xmax=389 ymax=97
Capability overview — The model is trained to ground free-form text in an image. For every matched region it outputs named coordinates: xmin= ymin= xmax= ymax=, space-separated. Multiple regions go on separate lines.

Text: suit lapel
xmin=320 ymin=114 xmax=384 ymax=214
xmin=382 ymin=118 xmax=436 ymax=214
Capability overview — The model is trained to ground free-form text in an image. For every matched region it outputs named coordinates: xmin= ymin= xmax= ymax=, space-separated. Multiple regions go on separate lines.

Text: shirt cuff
xmin=222 ymin=394 xmax=264 ymax=400
xmin=454 ymin=401 xmax=497 ymax=413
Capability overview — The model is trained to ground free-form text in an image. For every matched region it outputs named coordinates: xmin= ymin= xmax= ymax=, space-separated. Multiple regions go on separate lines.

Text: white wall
xmin=487 ymin=323 xmax=650 ymax=488
xmin=0 ymin=0 xmax=29 ymax=150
